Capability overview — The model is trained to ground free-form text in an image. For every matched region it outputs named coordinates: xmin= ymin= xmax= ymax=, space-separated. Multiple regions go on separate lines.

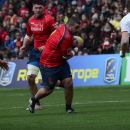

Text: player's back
xmin=40 ymin=24 xmax=74 ymax=67
xmin=27 ymin=14 xmax=57 ymax=50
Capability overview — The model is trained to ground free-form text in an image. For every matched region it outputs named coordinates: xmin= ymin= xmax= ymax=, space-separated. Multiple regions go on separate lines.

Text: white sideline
xmin=0 ymin=100 xmax=129 ymax=110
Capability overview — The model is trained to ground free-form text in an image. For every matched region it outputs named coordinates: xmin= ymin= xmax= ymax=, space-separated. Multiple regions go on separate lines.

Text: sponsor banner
xmin=68 ymin=54 xmax=122 ymax=86
xmin=0 ymin=54 xmax=122 ymax=88
xmin=121 ymin=53 xmax=130 ymax=85
xmin=0 ymin=60 xmax=42 ymax=88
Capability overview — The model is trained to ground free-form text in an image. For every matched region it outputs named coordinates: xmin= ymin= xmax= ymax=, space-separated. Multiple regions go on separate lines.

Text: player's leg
xmin=28 ymin=65 xmax=60 ymax=113
xmin=27 ymin=63 xmax=42 ymax=110
xmin=39 ymin=71 xmax=64 ymax=88
xmin=60 ymin=61 xmax=77 ymax=113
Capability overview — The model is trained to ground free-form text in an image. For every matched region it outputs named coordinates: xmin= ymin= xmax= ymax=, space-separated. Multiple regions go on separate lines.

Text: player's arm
xmin=20 ymin=22 xmax=32 ymax=54
xmin=49 ymin=16 xmax=59 ymax=31
xmin=59 ymin=41 xmax=80 ymax=60
xmin=120 ymin=32 xmax=129 ymax=58
xmin=120 ymin=20 xmax=129 ymax=58
xmin=0 ymin=60 xmax=9 ymax=70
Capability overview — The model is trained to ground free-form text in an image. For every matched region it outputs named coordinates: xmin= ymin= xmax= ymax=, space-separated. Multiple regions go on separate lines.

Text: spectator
xmin=103 ymin=41 xmax=114 ymax=54
xmin=96 ymin=45 xmax=103 ymax=54
xmin=1 ymin=46 xmax=8 ymax=56
xmin=23 ymin=53 xmax=29 ymax=59
xmin=90 ymin=6 xmax=99 ymax=20
xmin=85 ymin=32 xmax=100 ymax=54
xmin=25 ymin=0 xmax=33 ymax=12
xmin=9 ymin=24 xmax=18 ymax=39
xmin=100 ymin=6 xmax=111 ymax=19
xmin=78 ymin=50 xmax=83 ymax=56
xmin=4 ymin=34 xmax=14 ymax=53
xmin=3 ymin=55 xmax=9 ymax=61
xmin=96 ymin=0 xmax=105 ymax=11
xmin=106 ymin=0 xmax=113 ymax=10
xmin=2 ymin=7 xmax=7 ymax=17
xmin=8 ymin=9 xmax=17 ymax=25
xmin=112 ymin=13 xmax=122 ymax=31
xmin=99 ymin=14 xmax=106 ymax=28
xmin=82 ymin=21 xmax=91 ymax=35
xmin=54 ymin=2 xmax=64 ymax=23
xmin=14 ymin=31 xmax=23 ymax=48
xmin=100 ymin=22 xmax=115 ymax=41
xmin=71 ymin=1 xmax=77 ymax=12
xmin=83 ymin=0 xmax=96 ymax=18
xmin=77 ymin=6 xmax=84 ymax=20
xmin=4 ymin=18 xmax=10 ymax=33
xmin=80 ymin=30 xmax=88 ymax=48
xmin=58 ymin=13 xmax=64 ymax=25
xmin=64 ymin=6 xmax=72 ymax=23
xmin=0 ymin=11 xmax=4 ymax=21
xmin=13 ymin=46 xmax=19 ymax=57
xmin=16 ymin=15 xmax=24 ymax=29
xmin=20 ymin=22 xmax=27 ymax=37
xmin=47 ymin=2 xmax=56 ymax=17
xmin=23 ymin=10 xmax=31 ymax=24
xmin=81 ymin=13 xmax=91 ymax=26
xmin=10 ymin=55 xmax=16 ymax=60
xmin=18 ymin=1 xmax=29 ymax=17
xmin=0 ymin=23 xmax=8 ymax=42
xmin=2 ymin=0 xmax=9 ymax=10
xmin=13 ymin=0 xmax=21 ymax=14
xmin=92 ymin=19 xmax=101 ymax=39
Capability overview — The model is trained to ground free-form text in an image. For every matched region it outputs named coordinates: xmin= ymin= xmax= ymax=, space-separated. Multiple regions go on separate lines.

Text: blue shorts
xmin=28 ymin=48 xmax=42 ymax=68
xmin=40 ymin=61 xmax=72 ymax=90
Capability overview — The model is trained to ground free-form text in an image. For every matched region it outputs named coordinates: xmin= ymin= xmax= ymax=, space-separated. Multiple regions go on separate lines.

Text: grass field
xmin=0 ymin=85 xmax=130 ymax=130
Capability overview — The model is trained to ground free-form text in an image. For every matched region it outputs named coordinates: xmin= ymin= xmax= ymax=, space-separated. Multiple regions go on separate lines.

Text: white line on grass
xmin=0 ymin=100 xmax=129 ymax=110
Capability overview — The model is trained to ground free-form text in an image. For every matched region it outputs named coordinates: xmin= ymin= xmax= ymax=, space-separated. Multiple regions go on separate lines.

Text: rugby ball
xmin=74 ymin=36 xmax=84 ymax=45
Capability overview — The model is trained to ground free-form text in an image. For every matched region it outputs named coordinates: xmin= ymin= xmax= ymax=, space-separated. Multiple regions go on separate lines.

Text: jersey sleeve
xmin=48 ymin=16 xmax=59 ymax=31
xmin=121 ymin=19 xmax=129 ymax=33
xmin=26 ymin=22 xmax=32 ymax=35
xmin=59 ymin=39 xmax=72 ymax=59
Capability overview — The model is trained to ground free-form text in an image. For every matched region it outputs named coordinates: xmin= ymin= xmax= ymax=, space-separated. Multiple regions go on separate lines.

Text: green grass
xmin=0 ymin=85 xmax=130 ymax=130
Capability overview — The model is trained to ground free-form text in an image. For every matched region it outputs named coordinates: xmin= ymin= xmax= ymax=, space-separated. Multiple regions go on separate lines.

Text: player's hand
xmin=0 ymin=61 xmax=9 ymax=70
xmin=38 ymin=46 xmax=45 ymax=52
xmin=20 ymin=46 xmax=26 ymax=54
xmin=120 ymin=50 xmax=125 ymax=58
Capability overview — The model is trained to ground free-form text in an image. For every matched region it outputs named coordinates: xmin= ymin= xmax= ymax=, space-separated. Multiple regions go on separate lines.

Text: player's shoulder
xmin=28 ymin=15 xmax=35 ymax=23
xmin=121 ymin=13 xmax=130 ymax=24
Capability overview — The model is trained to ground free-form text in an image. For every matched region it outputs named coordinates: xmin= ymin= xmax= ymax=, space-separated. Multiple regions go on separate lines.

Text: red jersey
xmin=27 ymin=14 xmax=58 ymax=50
xmin=0 ymin=29 xmax=8 ymax=42
xmin=40 ymin=24 xmax=74 ymax=67
xmin=18 ymin=8 xmax=29 ymax=16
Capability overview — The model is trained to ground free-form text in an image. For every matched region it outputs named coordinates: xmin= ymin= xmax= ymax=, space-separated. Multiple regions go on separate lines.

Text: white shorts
xmin=27 ymin=64 xmax=42 ymax=80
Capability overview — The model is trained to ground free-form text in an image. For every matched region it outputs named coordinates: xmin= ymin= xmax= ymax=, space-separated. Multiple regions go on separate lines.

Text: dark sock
xmin=36 ymin=100 xmax=40 ymax=105
xmin=31 ymin=97 xmax=38 ymax=104
xmin=66 ymin=104 xmax=71 ymax=111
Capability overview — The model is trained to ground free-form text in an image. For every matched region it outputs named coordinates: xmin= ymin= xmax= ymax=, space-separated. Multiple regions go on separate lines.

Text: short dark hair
xmin=67 ymin=17 xmax=80 ymax=25
xmin=33 ymin=0 xmax=44 ymax=6
xmin=126 ymin=0 xmax=130 ymax=12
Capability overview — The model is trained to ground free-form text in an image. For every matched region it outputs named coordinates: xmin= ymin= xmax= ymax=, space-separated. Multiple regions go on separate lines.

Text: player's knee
xmin=65 ymin=78 xmax=73 ymax=88
xmin=46 ymin=89 xmax=54 ymax=95
xmin=39 ymin=79 xmax=43 ymax=86
xmin=28 ymin=75 xmax=36 ymax=82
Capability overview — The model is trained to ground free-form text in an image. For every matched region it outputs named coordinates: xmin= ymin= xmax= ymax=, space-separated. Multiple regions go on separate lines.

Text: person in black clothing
xmin=92 ymin=19 xmax=101 ymax=39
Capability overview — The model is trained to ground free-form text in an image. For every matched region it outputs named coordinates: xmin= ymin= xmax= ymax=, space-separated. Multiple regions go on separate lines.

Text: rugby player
xmin=28 ymin=17 xmax=83 ymax=113
xmin=20 ymin=0 xmax=58 ymax=110
xmin=120 ymin=0 xmax=130 ymax=58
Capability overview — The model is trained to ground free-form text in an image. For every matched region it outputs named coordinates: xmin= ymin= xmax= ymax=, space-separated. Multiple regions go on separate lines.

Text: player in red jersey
xmin=28 ymin=17 xmax=83 ymax=113
xmin=20 ymin=0 xmax=58 ymax=110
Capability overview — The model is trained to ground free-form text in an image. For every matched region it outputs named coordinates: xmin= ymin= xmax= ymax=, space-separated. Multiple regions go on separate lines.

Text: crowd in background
xmin=0 ymin=0 xmax=127 ymax=60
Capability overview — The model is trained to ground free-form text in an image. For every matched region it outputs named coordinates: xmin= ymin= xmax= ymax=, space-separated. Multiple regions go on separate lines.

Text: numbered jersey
xmin=40 ymin=24 xmax=74 ymax=67
xmin=27 ymin=14 xmax=58 ymax=50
